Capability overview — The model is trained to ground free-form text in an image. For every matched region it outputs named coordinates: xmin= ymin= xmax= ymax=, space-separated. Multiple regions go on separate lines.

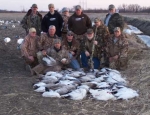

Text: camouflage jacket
xmin=61 ymin=15 xmax=70 ymax=33
xmin=37 ymin=33 xmax=59 ymax=51
xmin=21 ymin=34 xmax=40 ymax=58
xmin=104 ymin=13 xmax=124 ymax=34
xmin=82 ymin=36 xmax=101 ymax=58
xmin=21 ymin=9 xmax=42 ymax=35
xmin=106 ymin=34 xmax=128 ymax=58
xmin=93 ymin=24 xmax=110 ymax=48
xmin=46 ymin=46 xmax=70 ymax=66
xmin=62 ymin=38 xmax=80 ymax=57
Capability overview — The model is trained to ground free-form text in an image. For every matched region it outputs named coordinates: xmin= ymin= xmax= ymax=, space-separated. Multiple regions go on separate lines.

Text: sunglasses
xmin=67 ymin=34 xmax=73 ymax=36
xmin=32 ymin=32 xmax=36 ymax=33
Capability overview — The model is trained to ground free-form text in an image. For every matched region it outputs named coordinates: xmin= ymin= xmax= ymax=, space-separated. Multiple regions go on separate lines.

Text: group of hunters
xmin=20 ymin=3 xmax=128 ymax=76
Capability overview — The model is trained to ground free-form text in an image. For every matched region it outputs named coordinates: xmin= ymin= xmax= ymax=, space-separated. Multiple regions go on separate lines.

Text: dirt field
xmin=0 ymin=13 xmax=150 ymax=115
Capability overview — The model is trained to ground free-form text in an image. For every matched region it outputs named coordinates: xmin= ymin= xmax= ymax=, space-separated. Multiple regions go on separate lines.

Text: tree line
xmin=0 ymin=4 xmax=150 ymax=13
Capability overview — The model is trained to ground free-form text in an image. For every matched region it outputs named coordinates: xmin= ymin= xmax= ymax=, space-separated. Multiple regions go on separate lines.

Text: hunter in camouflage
xmin=106 ymin=27 xmax=128 ymax=70
xmin=21 ymin=4 xmax=42 ymax=36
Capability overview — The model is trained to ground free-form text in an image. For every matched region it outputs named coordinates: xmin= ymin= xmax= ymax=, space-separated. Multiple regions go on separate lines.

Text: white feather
xmin=89 ymin=89 xmax=116 ymax=101
xmin=4 ymin=37 xmax=11 ymax=43
xmin=33 ymin=82 xmax=46 ymax=87
xmin=17 ymin=38 xmax=24 ymax=44
xmin=42 ymin=91 xmax=61 ymax=98
xmin=34 ymin=86 xmax=45 ymax=92
xmin=115 ymin=87 xmax=139 ymax=100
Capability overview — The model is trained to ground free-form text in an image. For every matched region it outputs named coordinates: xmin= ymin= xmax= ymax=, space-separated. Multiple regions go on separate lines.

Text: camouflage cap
xmin=114 ymin=27 xmax=121 ymax=32
xmin=109 ymin=4 xmax=115 ymax=10
xmin=94 ymin=18 xmax=101 ymax=23
xmin=54 ymin=39 xmax=61 ymax=44
xmin=87 ymin=28 xmax=94 ymax=34
xmin=67 ymin=31 xmax=74 ymax=35
xmin=31 ymin=4 xmax=38 ymax=8
xmin=62 ymin=7 xmax=69 ymax=12
xmin=75 ymin=5 xmax=81 ymax=10
xmin=48 ymin=4 xmax=54 ymax=8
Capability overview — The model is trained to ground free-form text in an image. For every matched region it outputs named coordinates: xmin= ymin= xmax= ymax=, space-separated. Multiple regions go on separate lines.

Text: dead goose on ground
xmin=61 ymin=85 xmax=89 ymax=100
xmin=89 ymin=89 xmax=116 ymax=101
xmin=42 ymin=90 xmax=61 ymax=98
xmin=55 ymin=84 xmax=78 ymax=95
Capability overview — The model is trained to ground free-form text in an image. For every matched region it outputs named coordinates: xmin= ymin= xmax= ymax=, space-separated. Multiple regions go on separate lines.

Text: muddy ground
xmin=0 ymin=13 xmax=150 ymax=115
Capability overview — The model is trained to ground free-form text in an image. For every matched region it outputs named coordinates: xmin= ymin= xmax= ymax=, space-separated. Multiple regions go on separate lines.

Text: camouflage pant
xmin=37 ymin=51 xmax=43 ymax=63
xmin=23 ymin=56 xmax=38 ymax=68
xmin=110 ymin=57 xmax=128 ymax=70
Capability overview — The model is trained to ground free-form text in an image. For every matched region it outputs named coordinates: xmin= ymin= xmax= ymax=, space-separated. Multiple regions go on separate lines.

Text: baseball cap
xmin=31 ymin=4 xmax=38 ymax=8
xmin=75 ymin=5 xmax=81 ymax=10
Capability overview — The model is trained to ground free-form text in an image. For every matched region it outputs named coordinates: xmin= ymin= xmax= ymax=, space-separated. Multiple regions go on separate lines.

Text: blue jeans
xmin=81 ymin=52 xmax=100 ymax=69
xmin=69 ymin=53 xmax=80 ymax=70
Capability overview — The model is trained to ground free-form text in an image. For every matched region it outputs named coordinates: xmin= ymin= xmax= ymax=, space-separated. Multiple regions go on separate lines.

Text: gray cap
xmin=31 ymin=4 xmax=38 ymax=8
xmin=48 ymin=4 xmax=54 ymax=8
xmin=75 ymin=5 xmax=81 ymax=10
xmin=62 ymin=7 xmax=69 ymax=12
xmin=114 ymin=27 xmax=121 ymax=32
xmin=54 ymin=39 xmax=61 ymax=44
xmin=109 ymin=4 xmax=115 ymax=10
xmin=67 ymin=31 xmax=74 ymax=35
xmin=94 ymin=18 xmax=101 ymax=23
xmin=87 ymin=28 xmax=94 ymax=34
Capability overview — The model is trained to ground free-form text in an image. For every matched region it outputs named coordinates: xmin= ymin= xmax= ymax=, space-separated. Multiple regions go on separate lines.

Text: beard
xmin=87 ymin=34 xmax=94 ymax=40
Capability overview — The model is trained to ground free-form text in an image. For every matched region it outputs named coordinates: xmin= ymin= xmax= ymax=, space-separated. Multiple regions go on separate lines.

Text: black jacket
xmin=41 ymin=10 xmax=63 ymax=37
xmin=68 ymin=12 xmax=92 ymax=35
xmin=104 ymin=13 xmax=124 ymax=34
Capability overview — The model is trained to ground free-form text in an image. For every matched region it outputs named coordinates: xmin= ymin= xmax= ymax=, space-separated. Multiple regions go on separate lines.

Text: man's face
xmin=114 ymin=30 xmax=121 ymax=37
xmin=49 ymin=6 xmax=54 ymax=12
xmin=109 ymin=8 xmax=116 ymax=14
xmin=95 ymin=21 xmax=101 ymax=27
xmin=32 ymin=7 xmax=38 ymax=12
xmin=87 ymin=33 xmax=94 ymax=40
xmin=67 ymin=34 xmax=73 ymax=42
xmin=63 ymin=11 xmax=69 ymax=16
xmin=54 ymin=43 xmax=61 ymax=49
xmin=29 ymin=31 xmax=36 ymax=37
xmin=49 ymin=28 xmax=56 ymax=35
xmin=75 ymin=9 xmax=82 ymax=15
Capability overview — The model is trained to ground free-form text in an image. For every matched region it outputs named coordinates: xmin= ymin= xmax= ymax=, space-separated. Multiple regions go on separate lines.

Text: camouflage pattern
xmin=37 ymin=33 xmax=59 ymax=51
xmin=93 ymin=24 xmax=110 ymax=49
xmin=61 ymin=15 xmax=70 ymax=40
xmin=21 ymin=35 xmax=40 ymax=58
xmin=62 ymin=37 xmax=80 ymax=58
xmin=32 ymin=46 xmax=71 ymax=74
xmin=104 ymin=13 xmax=124 ymax=34
xmin=83 ymin=36 xmax=100 ymax=58
xmin=93 ymin=24 xmax=110 ymax=66
xmin=106 ymin=34 xmax=128 ymax=69
xmin=21 ymin=9 xmax=42 ymax=35
xmin=21 ymin=34 xmax=40 ymax=67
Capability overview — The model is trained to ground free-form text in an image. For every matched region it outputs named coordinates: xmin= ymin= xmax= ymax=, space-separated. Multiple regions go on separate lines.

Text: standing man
xmin=106 ymin=27 xmax=128 ymax=70
xmin=104 ymin=4 xmax=124 ymax=34
xmin=93 ymin=18 xmax=110 ymax=67
xmin=21 ymin=4 xmax=42 ymax=36
xmin=61 ymin=7 xmax=70 ymax=40
xmin=68 ymin=5 xmax=92 ymax=41
xmin=41 ymin=4 xmax=63 ymax=37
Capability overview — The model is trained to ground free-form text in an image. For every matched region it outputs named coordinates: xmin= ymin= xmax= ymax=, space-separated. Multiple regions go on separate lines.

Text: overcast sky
xmin=0 ymin=0 xmax=149 ymax=11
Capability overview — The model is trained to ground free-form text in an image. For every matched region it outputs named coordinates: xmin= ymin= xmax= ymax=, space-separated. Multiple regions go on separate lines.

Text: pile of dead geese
xmin=33 ymin=68 xmax=139 ymax=101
